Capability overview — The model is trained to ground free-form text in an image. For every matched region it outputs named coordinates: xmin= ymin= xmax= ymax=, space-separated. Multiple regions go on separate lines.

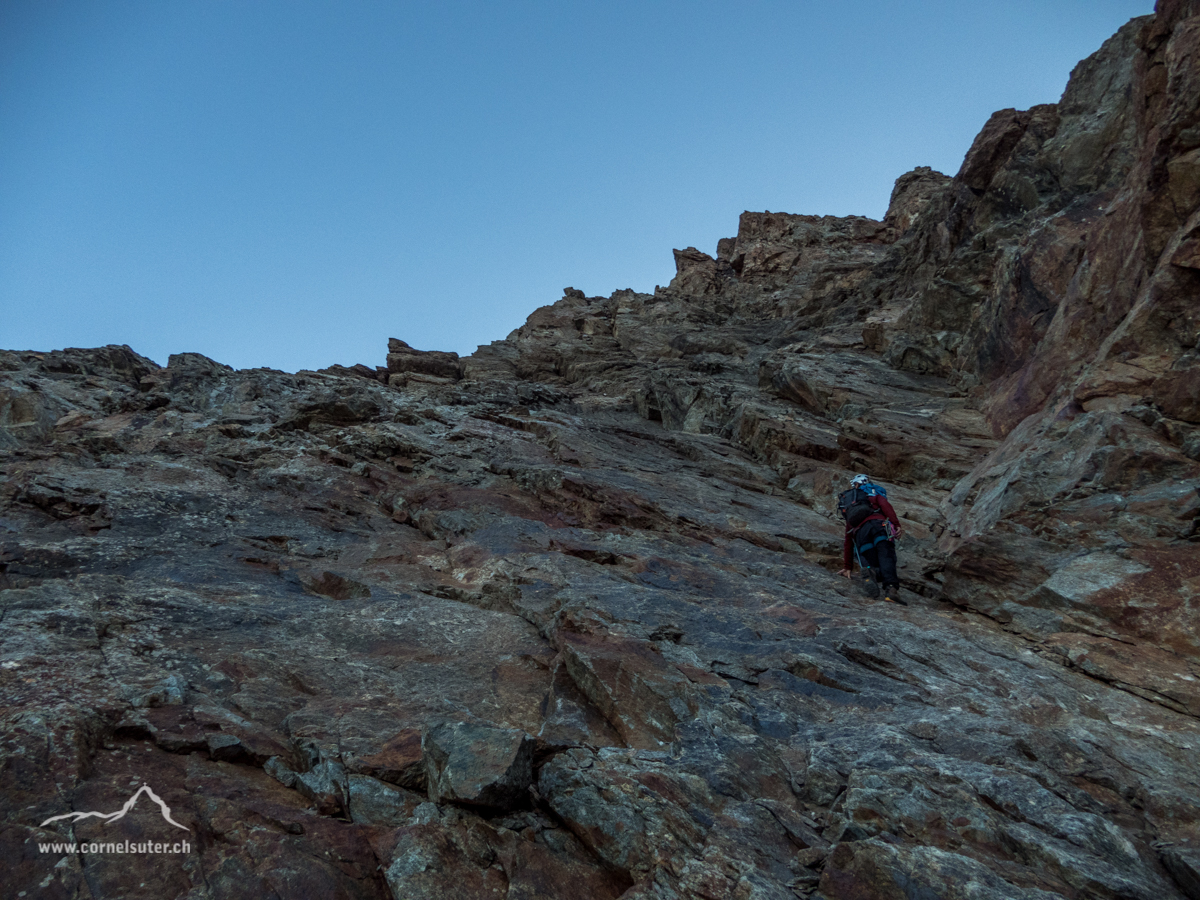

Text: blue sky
xmin=1 ymin=1 xmax=1154 ymax=371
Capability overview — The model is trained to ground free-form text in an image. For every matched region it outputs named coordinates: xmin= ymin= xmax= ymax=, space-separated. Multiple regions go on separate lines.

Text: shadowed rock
xmin=423 ymin=722 xmax=535 ymax=810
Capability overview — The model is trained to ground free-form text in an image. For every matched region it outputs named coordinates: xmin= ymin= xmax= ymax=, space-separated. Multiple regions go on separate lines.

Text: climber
xmin=837 ymin=474 xmax=906 ymax=605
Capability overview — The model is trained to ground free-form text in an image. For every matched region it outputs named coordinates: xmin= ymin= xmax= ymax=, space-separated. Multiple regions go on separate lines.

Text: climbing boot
xmin=860 ymin=571 xmax=880 ymax=599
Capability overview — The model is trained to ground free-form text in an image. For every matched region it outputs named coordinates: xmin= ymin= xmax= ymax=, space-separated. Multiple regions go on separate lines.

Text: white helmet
xmin=850 ymin=474 xmax=869 ymax=486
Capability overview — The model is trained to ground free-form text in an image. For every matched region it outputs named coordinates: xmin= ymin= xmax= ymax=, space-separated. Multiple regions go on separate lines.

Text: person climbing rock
xmin=837 ymin=474 xmax=905 ymax=604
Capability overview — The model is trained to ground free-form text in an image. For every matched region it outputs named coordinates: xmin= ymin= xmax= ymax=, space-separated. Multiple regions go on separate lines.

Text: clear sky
xmin=1 ymin=0 xmax=1155 ymax=371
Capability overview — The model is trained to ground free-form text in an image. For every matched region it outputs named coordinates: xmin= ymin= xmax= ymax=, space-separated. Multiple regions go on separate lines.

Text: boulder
xmin=422 ymin=722 xmax=534 ymax=810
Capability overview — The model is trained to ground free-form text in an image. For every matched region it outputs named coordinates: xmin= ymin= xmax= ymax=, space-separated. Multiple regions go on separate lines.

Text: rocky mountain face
xmin=3 ymin=5 xmax=1200 ymax=899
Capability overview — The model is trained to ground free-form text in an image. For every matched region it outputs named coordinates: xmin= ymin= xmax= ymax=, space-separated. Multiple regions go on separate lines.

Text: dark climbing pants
xmin=856 ymin=522 xmax=899 ymax=589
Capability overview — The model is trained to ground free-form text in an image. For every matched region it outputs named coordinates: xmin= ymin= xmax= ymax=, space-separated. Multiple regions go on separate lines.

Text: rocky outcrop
xmin=386 ymin=337 xmax=463 ymax=386
xmin=3 ymin=5 xmax=1200 ymax=899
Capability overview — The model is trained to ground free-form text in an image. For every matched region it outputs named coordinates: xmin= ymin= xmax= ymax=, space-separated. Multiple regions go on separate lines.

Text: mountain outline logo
xmin=40 ymin=784 xmax=189 ymax=832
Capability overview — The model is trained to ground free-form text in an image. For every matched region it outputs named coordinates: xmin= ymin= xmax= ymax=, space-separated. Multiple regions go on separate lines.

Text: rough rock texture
xmin=423 ymin=722 xmax=535 ymax=809
xmin=4 ymin=5 xmax=1200 ymax=899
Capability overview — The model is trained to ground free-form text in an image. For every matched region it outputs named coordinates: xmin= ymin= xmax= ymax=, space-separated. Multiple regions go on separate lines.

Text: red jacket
xmin=843 ymin=493 xmax=900 ymax=568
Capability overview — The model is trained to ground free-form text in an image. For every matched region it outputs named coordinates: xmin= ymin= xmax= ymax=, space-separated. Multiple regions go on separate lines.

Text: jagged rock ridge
xmin=2 ymin=4 xmax=1199 ymax=899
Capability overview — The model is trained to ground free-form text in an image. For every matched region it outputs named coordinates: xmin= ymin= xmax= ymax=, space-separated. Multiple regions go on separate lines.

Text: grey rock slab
xmin=821 ymin=839 xmax=1067 ymax=899
xmin=295 ymin=758 xmax=348 ymax=816
xmin=347 ymin=774 xmax=425 ymax=826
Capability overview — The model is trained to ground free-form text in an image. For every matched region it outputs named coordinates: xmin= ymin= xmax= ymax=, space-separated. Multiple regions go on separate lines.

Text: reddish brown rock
xmin=386 ymin=337 xmax=462 ymax=381
xmin=1154 ymin=364 xmax=1200 ymax=423
xmin=557 ymin=630 xmax=696 ymax=749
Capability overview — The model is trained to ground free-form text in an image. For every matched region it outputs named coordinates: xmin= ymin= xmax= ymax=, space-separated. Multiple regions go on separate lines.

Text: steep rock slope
xmin=2 ymin=4 xmax=1200 ymax=900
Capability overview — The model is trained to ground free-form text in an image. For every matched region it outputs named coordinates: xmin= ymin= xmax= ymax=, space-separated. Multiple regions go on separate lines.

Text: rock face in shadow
xmin=423 ymin=723 xmax=535 ymax=810
xmin=3 ymin=6 xmax=1200 ymax=900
